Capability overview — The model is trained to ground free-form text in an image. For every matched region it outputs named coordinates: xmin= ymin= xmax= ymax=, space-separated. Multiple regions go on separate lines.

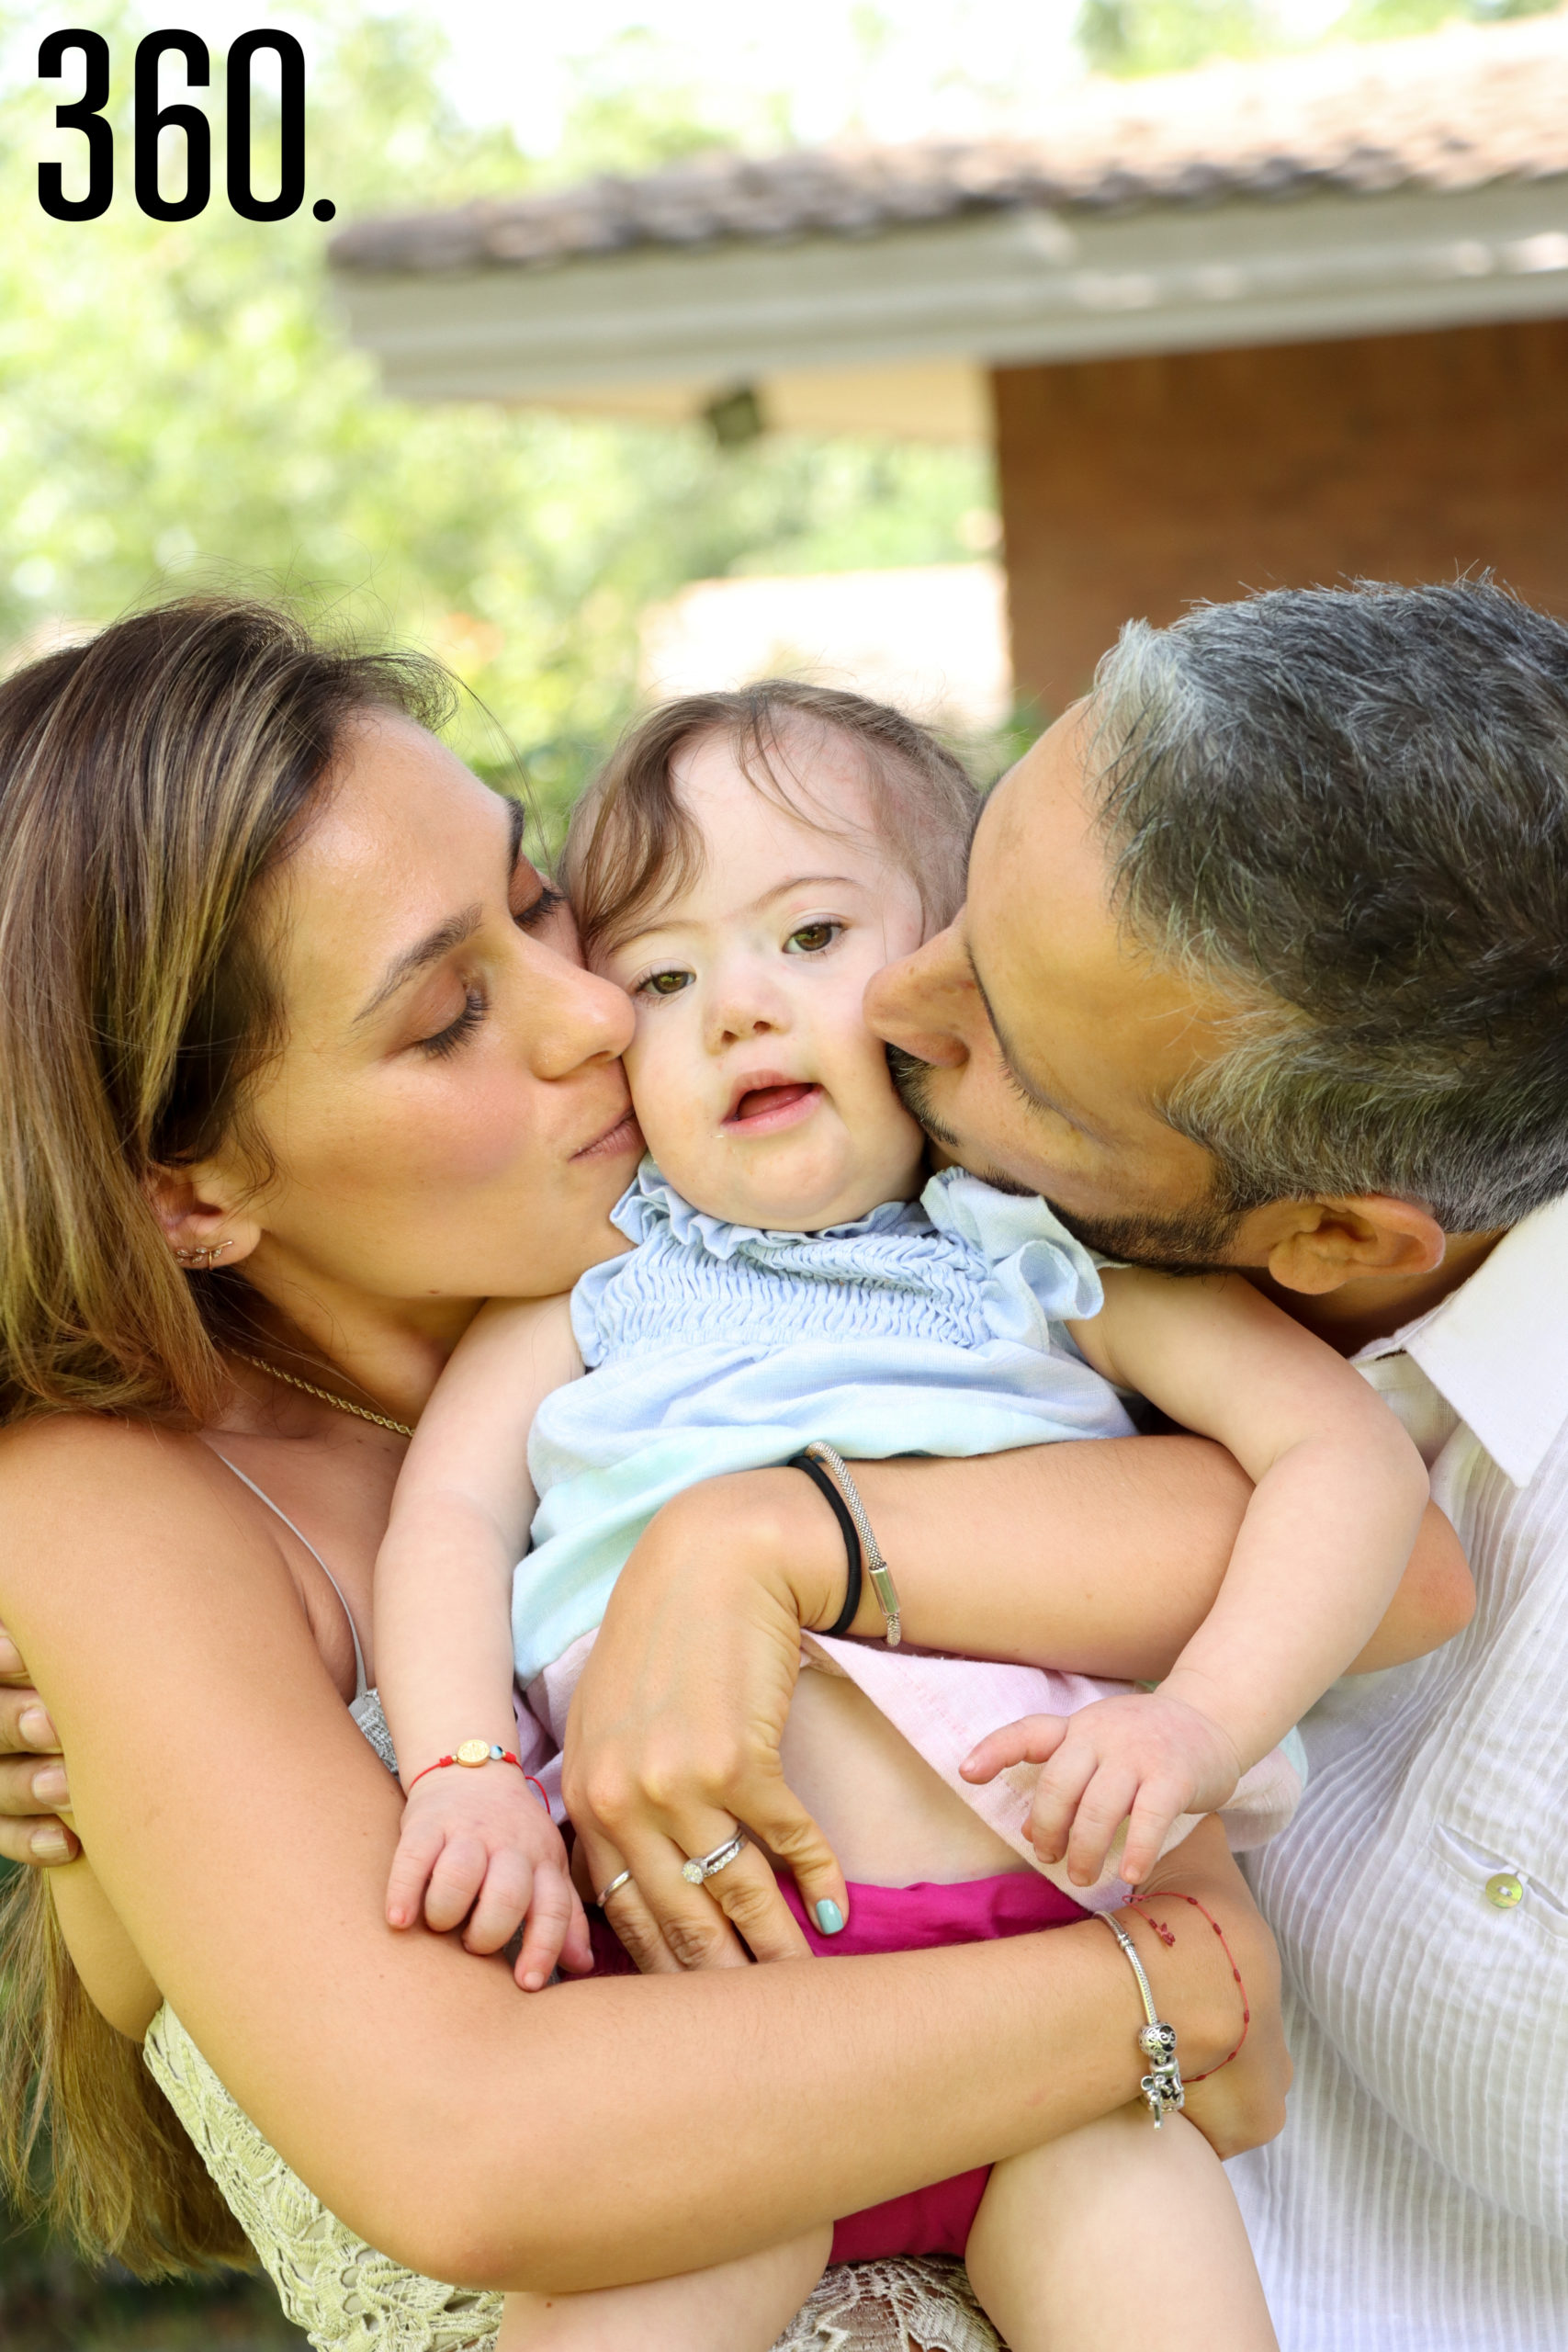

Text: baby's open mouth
xmin=723 ymin=1079 xmax=822 ymax=1133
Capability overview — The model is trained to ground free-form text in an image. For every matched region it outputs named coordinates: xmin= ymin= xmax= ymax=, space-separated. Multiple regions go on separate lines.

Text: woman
xmin=0 ymin=596 xmax=1433 ymax=2344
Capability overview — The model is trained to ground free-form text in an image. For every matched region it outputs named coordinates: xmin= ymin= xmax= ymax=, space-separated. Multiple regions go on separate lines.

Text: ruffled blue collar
xmin=612 ymin=1157 xmax=929 ymax=1263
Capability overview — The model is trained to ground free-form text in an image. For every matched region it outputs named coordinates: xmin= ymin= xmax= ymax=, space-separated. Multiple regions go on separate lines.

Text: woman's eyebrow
xmin=354 ymin=906 xmax=482 ymax=1026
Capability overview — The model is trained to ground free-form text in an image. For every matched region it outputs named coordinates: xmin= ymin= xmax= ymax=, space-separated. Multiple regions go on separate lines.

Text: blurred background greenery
xmin=0 ymin=0 xmax=1543 ymax=830
xmin=0 ymin=0 xmax=1553 ymax=2335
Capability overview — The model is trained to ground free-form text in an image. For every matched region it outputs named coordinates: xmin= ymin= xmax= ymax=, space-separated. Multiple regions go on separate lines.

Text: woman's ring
xmin=680 ymin=1831 xmax=748 ymax=1885
xmin=595 ymin=1869 xmax=635 ymax=1907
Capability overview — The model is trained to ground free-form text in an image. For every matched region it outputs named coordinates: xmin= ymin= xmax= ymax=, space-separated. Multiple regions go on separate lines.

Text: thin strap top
xmin=209 ymin=1451 xmax=369 ymax=1702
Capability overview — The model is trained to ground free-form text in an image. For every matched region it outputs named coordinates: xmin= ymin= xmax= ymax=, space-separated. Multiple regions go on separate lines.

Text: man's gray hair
xmin=1090 ymin=579 xmax=1568 ymax=1231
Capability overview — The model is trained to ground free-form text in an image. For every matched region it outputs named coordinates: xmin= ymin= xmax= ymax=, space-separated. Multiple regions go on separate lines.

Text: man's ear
xmin=143 ymin=1163 xmax=261 ymax=1271
xmin=1258 ymin=1194 xmax=1448 ymax=1296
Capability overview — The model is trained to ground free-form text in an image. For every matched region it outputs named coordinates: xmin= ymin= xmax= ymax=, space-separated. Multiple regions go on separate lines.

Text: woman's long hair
xmin=0 ymin=597 xmax=449 ymax=2274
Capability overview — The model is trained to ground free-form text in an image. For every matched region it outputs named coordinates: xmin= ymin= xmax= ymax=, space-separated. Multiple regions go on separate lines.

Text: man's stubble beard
xmin=886 ymin=1046 xmax=1249 ymax=1276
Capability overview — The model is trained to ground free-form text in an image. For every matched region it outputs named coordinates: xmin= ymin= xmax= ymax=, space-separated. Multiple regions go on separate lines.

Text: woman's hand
xmin=0 ymin=1622 xmax=76 ymax=1864
xmin=563 ymin=1469 xmax=851 ymax=1972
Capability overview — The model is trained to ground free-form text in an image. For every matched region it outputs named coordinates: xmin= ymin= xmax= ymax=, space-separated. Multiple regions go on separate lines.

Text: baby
xmin=375 ymin=683 xmax=1447 ymax=2352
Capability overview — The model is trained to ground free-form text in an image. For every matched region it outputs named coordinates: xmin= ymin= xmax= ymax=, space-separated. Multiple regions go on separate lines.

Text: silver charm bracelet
xmin=1101 ymin=1913 xmax=1185 ymax=2126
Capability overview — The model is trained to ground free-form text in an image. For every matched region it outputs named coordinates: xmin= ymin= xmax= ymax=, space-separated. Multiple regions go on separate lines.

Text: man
xmin=863 ymin=577 xmax=1568 ymax=2349
xmin=6 ymin=577 xmax=1563 ymax=2345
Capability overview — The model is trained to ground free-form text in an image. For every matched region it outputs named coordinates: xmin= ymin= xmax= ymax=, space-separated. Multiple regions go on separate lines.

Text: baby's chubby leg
xmin=964 ymin=2107 xmax=1277 ymax=2352
xmin=497 ymin=2223 xmax=830 ymax=2352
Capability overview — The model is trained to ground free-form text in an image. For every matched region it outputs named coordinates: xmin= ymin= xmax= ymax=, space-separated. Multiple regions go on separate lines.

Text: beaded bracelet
xmin=1100 ymin=1912 xmax=1185 ymax=2126
xmin=1128 ymin=1892 xmax=1251 ymax=2080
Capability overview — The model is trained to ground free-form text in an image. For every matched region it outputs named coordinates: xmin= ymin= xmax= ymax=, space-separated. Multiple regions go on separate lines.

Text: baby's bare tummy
xmin=775 ymin=1660 xmax=1029 ymax=1886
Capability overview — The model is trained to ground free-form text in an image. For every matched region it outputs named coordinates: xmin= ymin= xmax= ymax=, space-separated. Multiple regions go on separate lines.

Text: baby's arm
xmin=967 ymin=1272 xmax=1434 ymax=1887
xmin=376 ymin=1293 xmax=589 ymax=1988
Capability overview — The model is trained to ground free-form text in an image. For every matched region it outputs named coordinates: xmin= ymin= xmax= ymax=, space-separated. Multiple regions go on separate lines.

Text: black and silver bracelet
xmin=786 ymin=1447 xmax=863 ymax=1636
xmin=784 ymin=1440 xmax=902 ymax=1646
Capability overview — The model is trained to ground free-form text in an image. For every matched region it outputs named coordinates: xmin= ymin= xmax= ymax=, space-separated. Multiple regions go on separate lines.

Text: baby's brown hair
xmin=561 ymin=680 xmax=982 ymax=960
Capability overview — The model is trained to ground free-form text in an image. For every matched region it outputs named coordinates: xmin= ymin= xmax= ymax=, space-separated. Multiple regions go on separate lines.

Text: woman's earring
xmin=174 ymin=1239 xmax=233 ymax=1271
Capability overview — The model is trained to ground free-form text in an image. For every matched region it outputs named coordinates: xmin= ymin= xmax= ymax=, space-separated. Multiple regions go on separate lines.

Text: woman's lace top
xmin=143 ymin=2002 xmax=504 ymax=2352
xmin=141 ymin=1688 xmax=1003 ymax=2352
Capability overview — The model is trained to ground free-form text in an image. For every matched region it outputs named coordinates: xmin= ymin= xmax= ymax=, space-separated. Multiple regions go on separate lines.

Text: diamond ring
xmin=680 ymin=1831 xmax=748 ymax=1885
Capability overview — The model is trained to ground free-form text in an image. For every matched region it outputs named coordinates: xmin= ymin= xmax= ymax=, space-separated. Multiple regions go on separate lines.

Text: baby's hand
xmin=961 ymin=1692 xmax=1244 ymax=1890
xmin=387 ymin=1767 xmax=593 ymax=1990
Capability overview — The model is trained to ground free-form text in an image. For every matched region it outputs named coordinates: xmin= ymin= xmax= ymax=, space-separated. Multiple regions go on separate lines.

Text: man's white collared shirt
xmin=1230 ymin=1191 xmax=1568 ymax=2347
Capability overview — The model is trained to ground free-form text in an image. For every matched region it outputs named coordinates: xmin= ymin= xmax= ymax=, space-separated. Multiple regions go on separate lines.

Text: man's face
xmin=865 ymin=704 xmax=1255 ymax=1268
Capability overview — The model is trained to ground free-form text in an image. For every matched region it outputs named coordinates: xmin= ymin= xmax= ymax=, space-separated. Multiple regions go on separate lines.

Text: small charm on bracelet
xmin=1137 ymin=2019 xmax=1186 ymax=2126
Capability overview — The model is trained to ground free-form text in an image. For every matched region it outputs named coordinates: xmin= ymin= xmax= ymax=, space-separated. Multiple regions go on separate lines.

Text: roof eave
xmin=331 ymin=176 xmax=1568 ymax=411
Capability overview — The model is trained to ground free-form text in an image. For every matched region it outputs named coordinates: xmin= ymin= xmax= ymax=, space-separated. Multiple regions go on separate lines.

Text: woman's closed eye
xmin=415 ymin=986 xmax=486 ymax=1057
xmin=513 ymin=881 xmax=566 ymax=933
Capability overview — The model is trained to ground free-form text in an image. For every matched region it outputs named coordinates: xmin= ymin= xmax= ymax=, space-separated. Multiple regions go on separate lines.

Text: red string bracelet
xmin=524 ymin=1775 xmax=552 ymax=1814
xmin=1129 ymin=1892 xmax=1250 ymax=2080
xmin=406 ymin=1739 xmax=525 ymax=1793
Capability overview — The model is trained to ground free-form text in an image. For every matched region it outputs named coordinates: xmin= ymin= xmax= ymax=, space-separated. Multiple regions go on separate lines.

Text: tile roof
xmin=331 ymin=13 xmax=1568 ymax=278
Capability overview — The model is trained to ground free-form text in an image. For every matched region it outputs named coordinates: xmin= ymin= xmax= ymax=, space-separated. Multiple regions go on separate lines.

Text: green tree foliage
xmin=0 ymin=2 xmax=990 ymax=823
xmin=1077 ymin=0 xmax=1560 ymax=79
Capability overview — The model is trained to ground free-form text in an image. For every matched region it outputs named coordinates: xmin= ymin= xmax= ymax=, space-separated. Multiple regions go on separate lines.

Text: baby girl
xmin=375 ymin=683 xmax=1448 ymax=2352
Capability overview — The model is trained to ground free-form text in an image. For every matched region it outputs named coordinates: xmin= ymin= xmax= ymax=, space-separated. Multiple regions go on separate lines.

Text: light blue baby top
xmin=513 ymin=1159 xmax=1135 ymax=1684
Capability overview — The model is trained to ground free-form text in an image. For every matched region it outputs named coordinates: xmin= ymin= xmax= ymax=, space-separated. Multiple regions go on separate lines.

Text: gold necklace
xmin=232 ymin=1351 xmax=414 ymax=1438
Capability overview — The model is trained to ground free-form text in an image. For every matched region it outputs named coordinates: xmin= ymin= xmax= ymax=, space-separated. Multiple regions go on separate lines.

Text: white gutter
xmin=333 ymin=177 xmax=1568 ymax=404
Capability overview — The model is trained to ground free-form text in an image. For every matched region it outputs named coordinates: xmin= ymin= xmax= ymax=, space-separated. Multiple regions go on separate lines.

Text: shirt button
xmin=1484 ymin=1871 xmax=1524 ymax=1909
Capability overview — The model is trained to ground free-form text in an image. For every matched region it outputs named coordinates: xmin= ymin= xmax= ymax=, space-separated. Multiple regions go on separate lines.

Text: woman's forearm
xmin=6 ymin=1426 xmax=1280 ymax=2301
xmin=363 ymin=1869 xmax=1260 ymax=2290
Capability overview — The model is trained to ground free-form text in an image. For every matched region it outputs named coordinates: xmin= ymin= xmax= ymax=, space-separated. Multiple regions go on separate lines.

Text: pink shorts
xmin=589 ymin=1866 xmax=1089 ymax=2263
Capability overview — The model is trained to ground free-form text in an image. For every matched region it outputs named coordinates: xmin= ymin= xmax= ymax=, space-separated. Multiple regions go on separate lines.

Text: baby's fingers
xmin=424 ymin=1833 xmax=491 ymax=1936
xmin=555 ymin=1878 xmax=594 ymax=1981
xmin=464 ymin=1847 xmax=535 ymax=1959
xmin=387 ymin=1815 xmax=446 ymax=1931
xmin=513 ymin=1860 xmax=581 ymax=1991
xmin=961 ymin=1713 xmax=1069 ymax=1786
xmin=1027 ymin=1738 xmax=1100 ymax=1866
xmin=1118 ymin=1780 xmax=1190 ymax=1888
xmin=1064 ymin=1761 xmax=1140 ymax=1889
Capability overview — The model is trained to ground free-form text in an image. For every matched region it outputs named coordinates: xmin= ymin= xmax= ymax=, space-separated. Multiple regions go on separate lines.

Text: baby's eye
xmin=785 ymin=921 xmax=842 ymax=956
xmin=638 ymin=967 xmax=693 ymax=998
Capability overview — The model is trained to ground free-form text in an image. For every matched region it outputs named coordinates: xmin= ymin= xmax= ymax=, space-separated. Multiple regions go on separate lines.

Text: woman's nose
xmin=864 ymin=923 xmax=973 ymax=1069
xmin=529 ymin=954 xmax=636 ymax=1077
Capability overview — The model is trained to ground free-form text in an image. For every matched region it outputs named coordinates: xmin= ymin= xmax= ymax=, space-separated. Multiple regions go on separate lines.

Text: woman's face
xmin=224 ymin=712 xmax=642 ymax=1318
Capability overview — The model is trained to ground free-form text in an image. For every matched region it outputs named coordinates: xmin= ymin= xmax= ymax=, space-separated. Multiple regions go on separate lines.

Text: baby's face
xmin=596 ymin=728 xmax=928 ymax=1231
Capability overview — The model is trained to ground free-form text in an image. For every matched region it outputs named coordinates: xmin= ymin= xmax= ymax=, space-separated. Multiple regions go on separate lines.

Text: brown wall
xmin=993 ymin=316 xmax=1568 ymax=714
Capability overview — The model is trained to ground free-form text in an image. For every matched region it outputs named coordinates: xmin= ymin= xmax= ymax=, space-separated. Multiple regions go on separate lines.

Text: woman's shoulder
xmin=0 ymin=1409 xmax=215 ymax=1500
xmin=0 ymin=1417 xmax=283 ymax=1611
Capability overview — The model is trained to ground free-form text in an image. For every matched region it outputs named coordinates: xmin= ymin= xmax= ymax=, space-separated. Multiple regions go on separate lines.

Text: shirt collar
xmin=1352 ymin=1189 xmax=1568 ymax=1487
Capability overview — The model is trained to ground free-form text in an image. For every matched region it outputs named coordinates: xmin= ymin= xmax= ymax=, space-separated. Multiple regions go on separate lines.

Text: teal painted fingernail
xmin=814 ymin=1899 xmax=844 ymax=1936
